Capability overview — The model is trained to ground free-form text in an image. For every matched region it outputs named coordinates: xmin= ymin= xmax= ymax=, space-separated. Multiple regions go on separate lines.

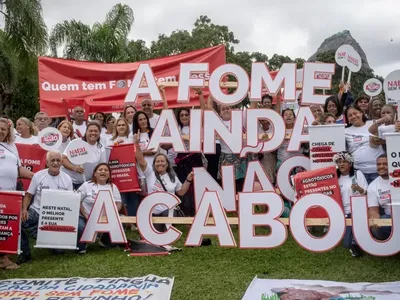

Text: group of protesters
xmin=0 ymin=82 xmax=399 ymax=270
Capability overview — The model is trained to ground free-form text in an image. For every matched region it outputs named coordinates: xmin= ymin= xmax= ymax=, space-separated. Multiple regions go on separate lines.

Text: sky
xmin=41 ymin=0 xmax=400 ymax=77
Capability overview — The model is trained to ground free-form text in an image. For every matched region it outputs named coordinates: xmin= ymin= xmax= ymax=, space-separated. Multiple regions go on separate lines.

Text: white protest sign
xmin=385 ymin=133 xmax=400 ymax=203
xmin=346 ymin=47 xmax=362 ymax=83
xmin=308 ymin=124 xmax=346 ymax=169
xmin=35 ymin=190 xmax=80 ymax=250
xmin=384 ymin=70 xmax=400 ymax=105
xmin=363 ymin=78 xmax=383 ymax=97
xmin=38 ymin=127 xmax=63 ymax=151
xmin=335 ymin=44 xmax=354 ymax=81
xmin=64 ymin=139 xmax=96 ymax=165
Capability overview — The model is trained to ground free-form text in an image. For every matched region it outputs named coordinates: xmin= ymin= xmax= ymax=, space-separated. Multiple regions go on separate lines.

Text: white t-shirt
xmin=378 ymin=124 xmax=395 ymax=140
xmin=220 ymin=111 xmax=247 ymax=154
xmin=338 ymin=170 xmax=368 ymax=215
xmin=367 ymin=176 xmax=392 ymax=216
xmin=27 ymin=169 xmax=73 ymax=213
xmin=15 ymin=135 xmax=38 ymax=145
xmin=106 ymin=134 xmax=134 ymax=147
xmin=143 ymin=164 xmax=182 ymax=214
xmin=58 ymin=139 xmax=70 ymax=154
xmin=73 ymin=122 xmax=87 ymax=138
xmin=101 ymin=132 xmax=113 ymax=144
xmin=345 ymin=121 xmax=385 ymax=174
xmin=78 ymin=181 xmax=121 ymax=216
xmin=0 ymin=143 xmax=21 ymax=191
xmin=138 ymin=132 xmax=156 ymax=174
xmin=277 ymin=128 xmax=303 ymax=162
xmin=149 ymin=114 xmax=160 ymax=129
xmin=62 ymin=142 xmax=107 ymax=184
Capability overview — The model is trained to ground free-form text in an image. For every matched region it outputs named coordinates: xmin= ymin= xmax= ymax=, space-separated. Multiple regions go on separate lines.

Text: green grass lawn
xmin=2 ymin=227 xmax=400 ymax=300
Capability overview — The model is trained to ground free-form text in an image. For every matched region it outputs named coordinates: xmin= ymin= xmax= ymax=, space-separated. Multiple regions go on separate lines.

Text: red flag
xmin=15 ymin=144 xmax=47 ymax=191
xmin=0 ymin=191 xmax=23 ymax=254
xmin=108 ymin=143 xmax=140 ymax=192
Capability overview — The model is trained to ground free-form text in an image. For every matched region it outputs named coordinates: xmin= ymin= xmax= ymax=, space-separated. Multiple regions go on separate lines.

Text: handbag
xmin=138 ymin=178 xmax=148 ymax=196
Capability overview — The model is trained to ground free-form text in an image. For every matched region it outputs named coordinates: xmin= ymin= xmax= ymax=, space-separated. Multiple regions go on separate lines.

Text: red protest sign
xmin=15 ymin=144 xmax=47 ymax=191
xmin=294 ymin=166 xmax=342 ymax=218
xmin=0 ymin=191 xmax=23 ymax=254
xmin=108 ymin=143 xmax=140 ymax=192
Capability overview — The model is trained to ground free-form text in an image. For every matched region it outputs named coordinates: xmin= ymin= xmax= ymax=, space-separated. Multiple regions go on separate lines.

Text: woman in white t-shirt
xmin=333 ymin=151 xmax=368 ymax=257
xmin=368 ymin=104 xmax=396 ymax=152
xmin=101 ymin=115 xmax=115 ymax=144
xmin=0 ymin=117 xmax=33 ymax=270
xmin=133 ymin=132 xmax=193 ymax=232
xmin=122 ymin=105 xmax=137 ymax=127
xmin=62 ymin=122 xmax=107 ymax=189
xmin=15 ymin=117 xmax=38 ymax=145
xmin=57 ymin=120 xmax=74 ymax=154
xmin=344 ymin=104 xmax=385 ymax=184
xmin=76 ymin=163 xmax=122 ymax=253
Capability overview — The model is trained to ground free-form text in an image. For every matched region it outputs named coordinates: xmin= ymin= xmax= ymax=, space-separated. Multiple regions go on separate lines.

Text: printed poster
xmin=308 ymin=124 xmax=346 ymax=170
xmin=108 ymin=143 xmax=140 ymax=192
xmin=294 ymin=165 xmax=342 ymax=218
xmin=0 ymin=275 xmax=174 ymax=300
xmin=36 ymin=190 xmax=80 ymax=250
xmin=0 ymin=191 xmax=23 ymax=254
xmin=242 ymin=277 xmax=400 ymax=300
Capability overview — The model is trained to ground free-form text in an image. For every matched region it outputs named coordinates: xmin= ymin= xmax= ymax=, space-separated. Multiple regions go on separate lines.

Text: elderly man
xmin=140 ymin=85 xmax=168 ymax=128
xmin=16 ymin=150 xmax=73 ymax=265
xmin=72 ymin=106 xmax=87 ymax=138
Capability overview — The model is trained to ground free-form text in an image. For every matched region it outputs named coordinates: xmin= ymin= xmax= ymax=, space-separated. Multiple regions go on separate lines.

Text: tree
xmin=49 ymin=4 xmax=134 ymax=63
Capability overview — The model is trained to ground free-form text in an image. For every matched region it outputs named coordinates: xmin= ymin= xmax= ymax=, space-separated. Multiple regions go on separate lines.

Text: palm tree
xmin=49 ymin=4 xmax=134 ymax=63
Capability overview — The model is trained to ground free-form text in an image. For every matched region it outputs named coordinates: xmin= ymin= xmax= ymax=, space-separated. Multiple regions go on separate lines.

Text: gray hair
xmin=46 ymin=150 xmax=62 ymax=161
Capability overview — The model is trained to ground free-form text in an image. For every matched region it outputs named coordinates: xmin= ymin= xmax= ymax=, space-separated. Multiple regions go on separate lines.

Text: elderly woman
xmin=15 ymin=117 xmax=38 ymax=144
xmin=57 ymin=120 xmax=74 ymax=153
xmin=0 ymin=117 xmax=33 ymax=270
xmin=76 ymin=163 xmax=122 ymax=253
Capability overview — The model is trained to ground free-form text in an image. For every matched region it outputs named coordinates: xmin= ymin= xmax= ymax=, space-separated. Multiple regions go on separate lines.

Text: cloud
xmin=42 ymin=0 xmax=400 ymax=77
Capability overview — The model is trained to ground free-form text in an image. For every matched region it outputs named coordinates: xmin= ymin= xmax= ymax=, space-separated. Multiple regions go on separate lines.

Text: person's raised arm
xmin=159 ymin=84 xmax=168 ymax=110
xmin=176 ymin=171 xmax=194 ymax=196
xmin=133 ymin=130 xmax=148 ymax=172
xmin=195 ymin=88 xmax=206 ymax=110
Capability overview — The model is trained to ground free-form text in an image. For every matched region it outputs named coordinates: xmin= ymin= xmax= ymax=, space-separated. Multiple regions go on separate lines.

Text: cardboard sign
xmin=363 ymin=78 xmax=383 ymax=97
xmin=308 ymin=124 xmax=346 ymax=170
xmin=108 ymin=143 xmax=140 ymax=192
xmin=384 ymin=70 xmax=400 ymax=105
xmin=64 ymin=139 xmax=96 ymax=165
xmin=38 ymin=127 xmax=63 ymax=151
xmin=35 ymin=190 xmax=80 ymax=250
xmin=293 ymin=165 xmax=342 ymax=218
xmin=0 ymin=191 xmax=23 ymax=254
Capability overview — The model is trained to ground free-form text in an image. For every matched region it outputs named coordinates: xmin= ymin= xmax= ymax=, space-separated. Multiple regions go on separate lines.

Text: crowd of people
xmin=0 ymin=83 xmax=399 ymax=270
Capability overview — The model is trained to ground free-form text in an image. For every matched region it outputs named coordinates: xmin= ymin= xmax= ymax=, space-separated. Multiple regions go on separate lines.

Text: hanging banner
xmin=39 ymin=45 xmax=227 ymax=116
xmin=0 ymin=191 xmax=23 ymax=254
xmin=35 ymin=190 xmax=80 ymax=250
xmin=385 ymin=133 xmax=400 ymax=206
xmin=293 ymin=165 xmax=342 ymax=218
xmin=15 ymin=144 xmax=47 ymax=191
xmin=242 ymin=277 xmax=400 ymax=300
xmin=108 ymin=143 xmax=140 ymax=192
xmin=308 ymin=124 xmax=346 ymax=170
xmin=0 ymin=275 xmax=175 ymax=300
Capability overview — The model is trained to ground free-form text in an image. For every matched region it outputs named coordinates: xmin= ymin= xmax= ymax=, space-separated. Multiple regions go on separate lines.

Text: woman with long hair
xmin=0 ymin=117 xmax=33 ymax=270
xmin=132 ymin=111 xmax=156 ymax=170
xmin=62 ymin=122 xmax=107 ymax=189
xmin=122 ymin=105 xmax=137 ymax=126
xmin=93 ymin=112 xmax=107 ymax=134
xmin=333 ymin=151 xmax=368 ymax=258
xmin=76 ymin=163 xmax=122 ymax=253
xmin=324 ymin=95 xmax=344 ymax=124
xmin=345 ymin=104 xmax=385 ymax=184
xmin=57 ymin=120 xmax=74 ymax=153
xmin=15 ymin=117 xmax=38 ymax=144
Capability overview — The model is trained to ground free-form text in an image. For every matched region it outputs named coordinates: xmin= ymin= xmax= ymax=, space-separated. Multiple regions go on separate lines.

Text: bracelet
xmin=186 ymin=179 xmax=193 ymax=183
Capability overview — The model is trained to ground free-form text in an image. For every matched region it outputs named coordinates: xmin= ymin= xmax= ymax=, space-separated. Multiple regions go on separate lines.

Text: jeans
xmin=343 ymin=214 xmax=356 ymax=248
xmin=77 ymin=216 xmax=112 ymax=251
xmin=121 ymin=192 xmax=140 ymax=216
xmin=371 ymin=214 xmax=392 ymax=240
xmin=73 ymin=183 xmax=83 ymax=190
xmin=20 ymin=208 xmax=40 ymax=256
xmin=363 ymin=173 xmax=379 ymax=184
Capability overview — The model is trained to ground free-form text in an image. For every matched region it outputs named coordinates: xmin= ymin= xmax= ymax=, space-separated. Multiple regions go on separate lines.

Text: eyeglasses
xmin=35 ymin=117 xmax=48 ymax=122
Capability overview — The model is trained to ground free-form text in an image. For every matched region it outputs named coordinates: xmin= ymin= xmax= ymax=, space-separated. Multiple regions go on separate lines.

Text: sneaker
xmin=350 ymin=245 xmax=363 ymax=258
xmin=16 ymin=254 xmax=32 ymax=265
xmin=77 ymin=249 xmax=86 ymax=254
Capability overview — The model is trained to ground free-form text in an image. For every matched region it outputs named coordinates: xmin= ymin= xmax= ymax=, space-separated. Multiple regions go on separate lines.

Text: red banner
xmin=294 ymin=166 xmax=342 ymax=218
xmin=0 ymin=191 xmax=23 ymax=254
xmin=108 ymin=143 xmax=140 ymax=192
xmin=15 ymin=144 xmax=47 ymax=191
xmin=39 ymin=45 xmax=227 ymax=117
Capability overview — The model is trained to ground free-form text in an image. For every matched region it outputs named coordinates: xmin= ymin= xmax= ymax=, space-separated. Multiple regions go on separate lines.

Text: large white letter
xmin=148 ymin=109 xmax=185 ymax=152
xmin=250 ymin=63 xmax=296 ymax=101
xmin=290 ymin=194 xmax=345 ymax=252
xmin=189 ymin=109 xmax=202 ymax=152
xmin=136 ymin=192 xmax=182 ymax=246
xmin=243 ymin=161 xmax=275 ymax=192
xmin=177 ymin=63 xmax=208 ymax=103
xmin=302 ymin=62 xmax=335 ymax=105
xmin=351 ymin=196 xmax=400 ymax=256
xmin=186 ymin=191 xmax=236 ymax=247
xmin=209 ymin=64 xmax=249 ymax=106
xmin=194 ymin=167 xmax=236 ymax=212
xmin=203 ymin=110 xmax=243 ymax=154
xmin=239 ymin=192 xmax=287 ymax=248
xmin=124 ymin=64 xmax=162 ymax=103
xmin=80 ymin=191 xmax=126 ymax=244
xmin=287 ymin=107 xmax=315 ymax=151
